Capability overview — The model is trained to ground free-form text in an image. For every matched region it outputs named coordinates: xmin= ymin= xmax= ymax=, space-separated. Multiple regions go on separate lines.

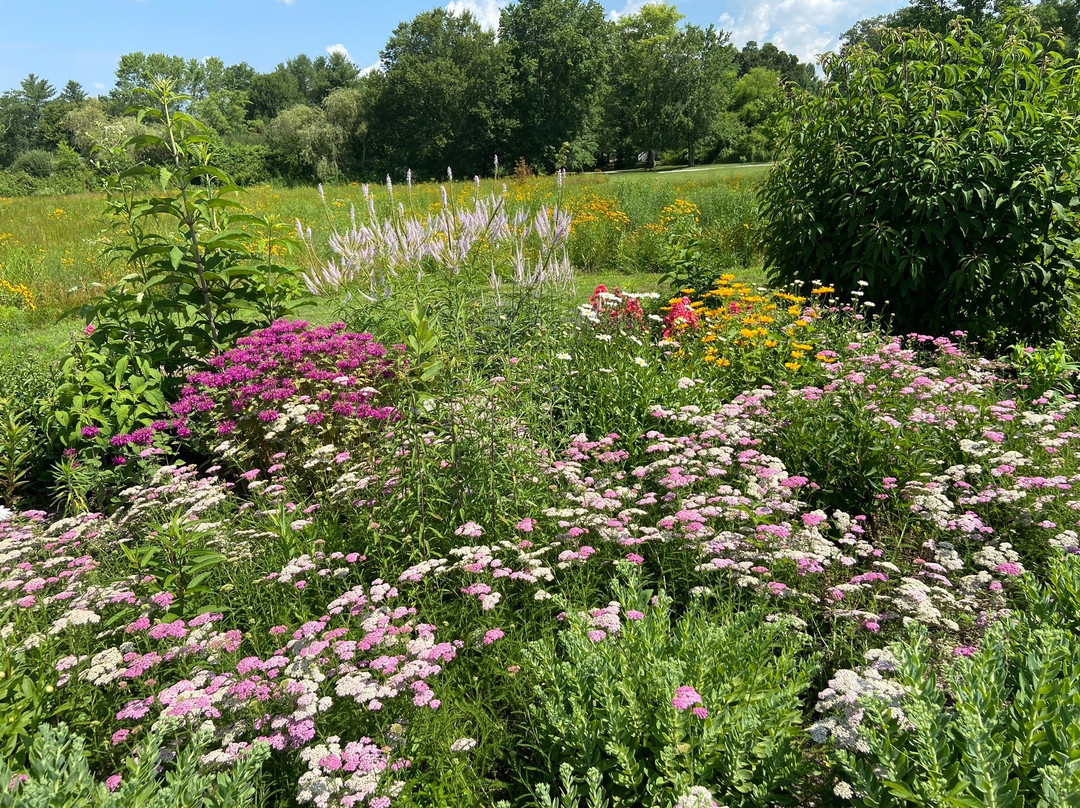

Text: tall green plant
xmin=0 ymin=399 xmax=33 ymax=505
xmin=84 ymin=77 xmax=306 ymax=374
xmin=761 ymin=15 xmax=1080 ymax=344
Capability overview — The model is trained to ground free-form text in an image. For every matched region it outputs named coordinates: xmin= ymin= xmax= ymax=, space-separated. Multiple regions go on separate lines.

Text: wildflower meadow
xmin=3 ymin=12 xmax=1080 ymax=808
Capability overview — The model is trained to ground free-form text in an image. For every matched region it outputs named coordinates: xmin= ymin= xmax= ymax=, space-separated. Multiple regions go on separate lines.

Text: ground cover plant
xmin=6 ymin=14 xmax=1080 ymax=807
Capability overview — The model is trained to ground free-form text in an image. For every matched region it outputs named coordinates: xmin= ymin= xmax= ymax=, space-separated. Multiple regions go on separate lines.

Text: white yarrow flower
xmin=450 ymin=737 xmax=477 ymax=753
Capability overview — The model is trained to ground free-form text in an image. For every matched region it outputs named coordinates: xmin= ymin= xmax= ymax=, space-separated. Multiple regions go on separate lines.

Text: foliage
xmin=655 ymin=198 xmax=730 ymax=291
xmin=9 ymin=149 xmax=54 ymax=178
xmin=0 ymin=399 xmax=34 ymax=505
xmin=761 ymin=15 xmax=1080 ymax=344
xmin=1006 ymin=340 xmax=1079 ymax=398
xmin=367 ymin=8 xmax=511 ymax=180
xmin=525 ymin=577 xmax=816 ymax=807
xmin=603 ymin=5 xmax=734 ymax=167
xmin=266 ymin=103 xmax=347 ymax=183
xmin=210 ymin=142 xmax=272 ymax=186
xmin=0 ymin=348 xmax=53 ymax=503
xmin=0 ymin=636 xmax=63 ymax=770
xmin=844 ymin=0 xmax=1078 ymax=57
xmin=736 ymin=40 xmax=818 ymax=89
xmin=0 ymin=722 xmax=268 ymax=808
xmin=723 ymin=68 xmax=785 ymax=162
xmin=47 ymin=332 xmax=167 ymax=456
xmin=500 ymin=0 xmax=613 ymax=171
xmin=84 ymin=78 xmax=307 ymax=375
xmin=813 ymin=616 xmax=1080 ymax=807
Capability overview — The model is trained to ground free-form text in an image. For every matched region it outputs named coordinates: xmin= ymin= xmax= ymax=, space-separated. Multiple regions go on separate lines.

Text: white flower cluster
xmin=450 ymin=737 xmax=477 ymax=753
xmin=674 ymin=786 xmax=723 ymax=808
xmin=809 ymin=648 xmax=908 ymax=753
xmin=296 ymin=735 xmax=400 ymax=808
xmin=265 ymin=399 xmax=319 ymax=443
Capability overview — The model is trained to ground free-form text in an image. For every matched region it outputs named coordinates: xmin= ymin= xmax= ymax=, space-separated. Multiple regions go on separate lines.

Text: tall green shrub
xmin=760 ymin=15 xmax=1080 ymax=344
xmin=85 ymin=77 xmax=306 ymax=375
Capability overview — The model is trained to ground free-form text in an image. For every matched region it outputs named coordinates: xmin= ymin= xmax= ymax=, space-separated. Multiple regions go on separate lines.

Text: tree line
xmin=0 ymin=0 xmax=1072 ymax=195
xmin=0 ymin=0 xmax=817 ymax=194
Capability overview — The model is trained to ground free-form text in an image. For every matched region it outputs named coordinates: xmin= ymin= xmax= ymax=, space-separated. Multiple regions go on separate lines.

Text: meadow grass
xmin=0 ymin=166 xmax=766 ymax=325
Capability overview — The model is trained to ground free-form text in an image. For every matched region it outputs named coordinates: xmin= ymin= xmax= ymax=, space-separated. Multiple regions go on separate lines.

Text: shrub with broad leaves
xmin=761 ymin=15 xmax=1080 ymax=345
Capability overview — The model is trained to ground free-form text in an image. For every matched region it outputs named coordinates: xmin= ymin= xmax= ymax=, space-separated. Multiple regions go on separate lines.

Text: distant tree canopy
xmin=603 ymin=5 xmax=735 ymax=167
xmin=0 ymin=0 xmax=824 ymax=190
xmin=367 ymin=8 xmax=511 ymax=179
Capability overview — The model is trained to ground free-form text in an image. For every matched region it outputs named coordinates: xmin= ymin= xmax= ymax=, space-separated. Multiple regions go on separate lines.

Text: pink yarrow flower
xmin=672 ymin=685 xmax=703 ymax=710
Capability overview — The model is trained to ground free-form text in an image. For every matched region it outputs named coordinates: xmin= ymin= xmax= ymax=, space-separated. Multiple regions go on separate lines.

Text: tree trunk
xmin=687 ymin=140 xmax=696 ymax=167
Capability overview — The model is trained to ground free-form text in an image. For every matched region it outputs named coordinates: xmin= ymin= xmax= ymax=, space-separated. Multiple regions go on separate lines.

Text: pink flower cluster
xmin=170 ymin=320 xmax=402 ymax=466
xmin=662 ymin=297 xmax=700 ymax=340
xmin=671 ymin=685 xmax=708 ymax=719
xmin=587 ymin=285 xmax=648 ymax=333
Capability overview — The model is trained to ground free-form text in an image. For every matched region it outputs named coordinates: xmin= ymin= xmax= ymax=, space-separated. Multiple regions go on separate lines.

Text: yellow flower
xmin=784 ymin=362 xmax=801 ymax=372
xmin=764 ymin=339 xmax=778 ymax=348
xmin=812 ymin=286 xmax=835 ymax=295
xmin=0 ymin=277 xmax=35 ymax=310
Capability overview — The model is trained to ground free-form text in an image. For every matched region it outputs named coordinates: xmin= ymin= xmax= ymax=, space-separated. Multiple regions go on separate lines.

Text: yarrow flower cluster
xmin=674 ymin=786 xmax=723 ymax=808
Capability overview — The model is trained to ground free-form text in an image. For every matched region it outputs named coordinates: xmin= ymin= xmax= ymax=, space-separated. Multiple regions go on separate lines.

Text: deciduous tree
xmin=500 ymin=0 xmax=612 ymax=171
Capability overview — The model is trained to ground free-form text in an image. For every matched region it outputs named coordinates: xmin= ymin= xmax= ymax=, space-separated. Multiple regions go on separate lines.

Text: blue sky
xmin=1 ymin=0 xmax=908 ymax=95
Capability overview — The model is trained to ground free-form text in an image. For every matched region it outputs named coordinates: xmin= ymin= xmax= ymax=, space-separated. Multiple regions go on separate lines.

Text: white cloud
xmin=445 ymin=0 xmax=508 ymax=31
xmin=359 ymin=60 xmax=381 ymax=77
xmin=326 ymin=43 xmax=352 ymax=62
xmin=607 ymin=0 xmax=649 ymax=21
xmin=717 ymin=0 xmax=896 ymax=64
xmin=275 ymin=0 xmax=296 ymax=4
xmin=93 ymin=82 xmax=106 ymax=90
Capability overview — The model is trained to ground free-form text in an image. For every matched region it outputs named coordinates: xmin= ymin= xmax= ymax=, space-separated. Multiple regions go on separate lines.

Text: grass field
xmin=0 ymin=164 xmax=768 ymax=327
